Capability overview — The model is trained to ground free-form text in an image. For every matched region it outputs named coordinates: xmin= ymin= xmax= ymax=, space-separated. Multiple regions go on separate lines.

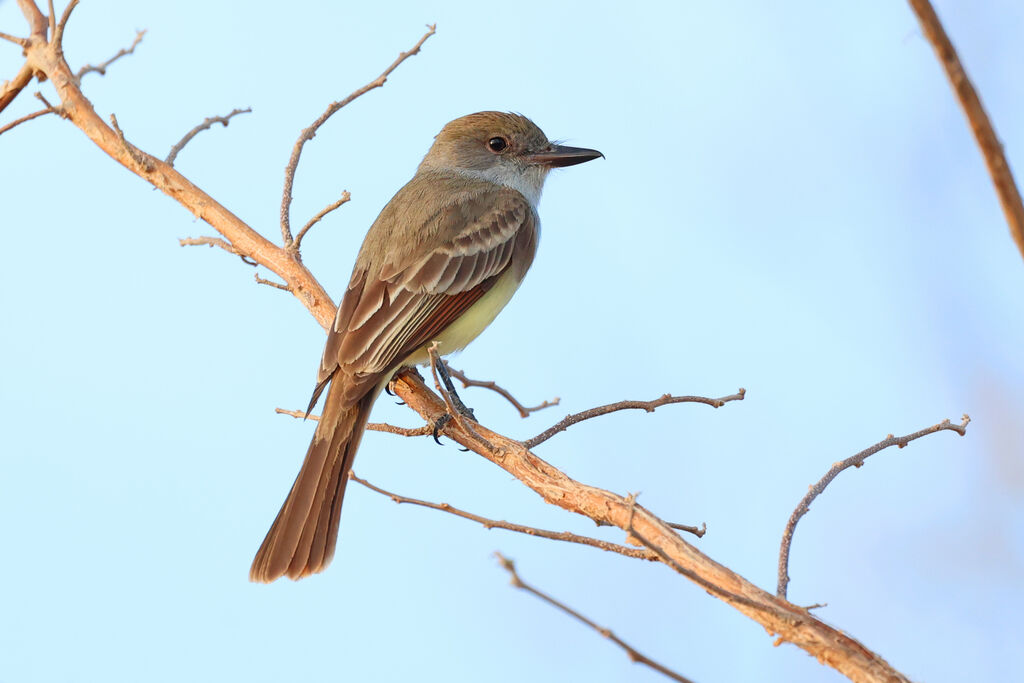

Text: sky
xmin=1 ymin=1 xmax=1022 ymax=682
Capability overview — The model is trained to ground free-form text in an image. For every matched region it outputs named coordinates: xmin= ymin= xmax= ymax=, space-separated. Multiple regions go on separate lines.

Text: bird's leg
xmin=435 ymin=360 xmax=476 ymax=421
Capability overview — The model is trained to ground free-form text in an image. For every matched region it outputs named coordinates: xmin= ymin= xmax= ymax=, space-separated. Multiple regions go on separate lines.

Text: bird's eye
xmin=488 ymin=137 xmax=508 ymax=153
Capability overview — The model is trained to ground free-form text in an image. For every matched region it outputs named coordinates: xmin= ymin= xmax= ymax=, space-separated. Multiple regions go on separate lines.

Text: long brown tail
xmin=249 ymin=380 xmax=375 ymax=582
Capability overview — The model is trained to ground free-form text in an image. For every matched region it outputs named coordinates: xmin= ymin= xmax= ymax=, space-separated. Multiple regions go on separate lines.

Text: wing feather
xmin=312 ymin=183 xmax=538 ymax=410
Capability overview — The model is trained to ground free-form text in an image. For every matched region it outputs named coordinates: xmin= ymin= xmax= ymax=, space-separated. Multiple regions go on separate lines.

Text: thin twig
xmin=108 ymin=113 xmax=151 ymax=171
xmin=51 ymin=0 xmax=78 ymax=53
xmin=447 ymin=366 xmax=559 ymax=418
xmin=179 ymin=235 xmax=239 ymax=254
xmin=279 ymin=24 xmax=436 ymax=246
xmin=292 ymin=190 xmax=350 ymax=253
xmin=667 ymin=521 xmax=706 ymax=538
xmin=0 ymin=31 xmax=30 ymax=47
xmin=275 ymin=407 xmax=434 ymax=438
xmin=76 ymin=29 xmax=146 ymax=79
xmin=165 ymin=107 xmax=251 ymax=166
xmin=254 ymin=273 xmax=292 ymax=292
xmin=777 ymin=414 xmax=970 ymax=598
xmin=524 ymin=388 xmax=746 ymax=449
xmin=0 ymin=106 xmax=53 ymax=136
xmin=350 ymin=473 xmax=660 ymax=560
xmin=0 ymin=63 xmax=35 ymax=115
xmin=908 ymin=0 xmax=1024 ymax=263
xmin=495 ymin=553 xmax=696 ymax=683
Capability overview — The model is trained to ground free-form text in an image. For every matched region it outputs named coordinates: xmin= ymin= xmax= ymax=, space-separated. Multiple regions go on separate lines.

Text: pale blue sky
xmin=1 ymin=1 xmax=1022 ymax=682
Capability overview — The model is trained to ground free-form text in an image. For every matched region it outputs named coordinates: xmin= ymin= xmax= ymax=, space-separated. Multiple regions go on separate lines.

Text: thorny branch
xmin=776 ymin=415 xmax=970 ymax=598
xmin=165 ymin=107 xmax=251 ymax=166
xmin=524 ymin=389 xmax=746 ymax=449
xmin=279 ymin=24 xmax=436 ymax=248
xmin=495 ymin=553 xmax=696 ymax=683
xmin=907 ymin=0 xmax=1024 ymax=263
xmin=349 ymin=473 xmax=661 ymax=560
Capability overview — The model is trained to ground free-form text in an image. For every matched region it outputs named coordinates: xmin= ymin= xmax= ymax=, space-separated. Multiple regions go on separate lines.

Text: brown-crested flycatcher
xmin=250 ymin=111 xmax=602 ymax=582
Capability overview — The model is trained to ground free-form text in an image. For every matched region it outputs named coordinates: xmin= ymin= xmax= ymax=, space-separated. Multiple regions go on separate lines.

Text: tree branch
xmin=350 ymin=473 xmax=661 ymax=561
xmin=76 ymin=29 xmax=145 ymax=79
xmin=274 ymin=406 xmax=435 ymax=438
xmin=0 ymin=104 xmax=54 ymax=135
xmin=908 ymin=0 xmax=1024 ymax=263
xmin=279 ymin=24 xmax=436 ymax=247
xmin=776 ymin=414 xmax=970 ymax=598
xmin=165 ymin=107 xmax=251 ymax=166
xmin=390 ymin=369 xmax=917 ymax=683
xmin=292 ymin=190 xmax=350 ymax=253
xmin=495 ymin=553 xmax=696 ymax=683
xmin=446 ymin=366 xmax=559 ymax=418
xmin=524 ymin=389 xmax=746 ymax=449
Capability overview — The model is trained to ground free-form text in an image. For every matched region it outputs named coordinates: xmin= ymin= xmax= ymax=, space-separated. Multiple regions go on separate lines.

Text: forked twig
xmin=280 ymin=24 xmax=436 ymax=246
xmin=524 ymin=389 xmax=746 ymax=449
xmin=495 ymin=553 xmax=696 ymax=683
xmin=777 ymin=415 xmax=970 ymax=598
xmin=165 ymin=107 xmax=251 ymax=166
xmin=350 ymin=473 xmax=660 ymax=560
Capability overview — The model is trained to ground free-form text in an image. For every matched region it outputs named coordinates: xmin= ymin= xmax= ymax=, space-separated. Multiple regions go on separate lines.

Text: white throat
xmin=451 ymin=165 xmax=546 ymax=207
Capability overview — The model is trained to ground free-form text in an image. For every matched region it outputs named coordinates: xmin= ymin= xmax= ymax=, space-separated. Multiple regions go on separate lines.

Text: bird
xmin=250 ymin=111 xmax=602 ymax=582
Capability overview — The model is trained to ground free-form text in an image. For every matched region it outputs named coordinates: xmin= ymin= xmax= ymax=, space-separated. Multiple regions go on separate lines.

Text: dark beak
xmin=527 ymin=144 xmax=604 ymax=168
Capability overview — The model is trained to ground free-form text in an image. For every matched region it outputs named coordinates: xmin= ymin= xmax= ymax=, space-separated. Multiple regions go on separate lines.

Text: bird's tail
xmin=249 ymin=380 xmax=375 ymax=583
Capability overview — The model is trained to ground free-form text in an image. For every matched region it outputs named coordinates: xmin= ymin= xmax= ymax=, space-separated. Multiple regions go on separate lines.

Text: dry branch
xmin=350 ymin=473 xmax=660 ymax=560
xmin=908 ymin=0 xmax=1024 ymax=262
xmin=4 ymin=3 xmax=972 ymax=680
xmin=279 ymin=24 xmax=436 ymax=247
xmin=496 ymin=553 xmax=695 ymax=683
xmin=165 ymin=107 xmax=251 ymax=166
xmin=76 ymin=29 xmax=145 ymax=79
xmin=275 ymin=407 xmax=434 ymax=438
xmin=292 ymin=190 xmax=350 ymax=253
xmin=389 ymin=368 xmax=918 ymax=683
xmin=447 ymin=366 xmax=559 ymax=418
xmin=776 ymin=415 xmax=970 ymax=598
xmin=525 ymin=389 xmax=745 ymax=449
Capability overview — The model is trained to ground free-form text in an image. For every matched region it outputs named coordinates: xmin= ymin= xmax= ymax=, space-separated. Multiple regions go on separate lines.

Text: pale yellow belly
xmin=402 ymin=268 xmax=523 ymax=367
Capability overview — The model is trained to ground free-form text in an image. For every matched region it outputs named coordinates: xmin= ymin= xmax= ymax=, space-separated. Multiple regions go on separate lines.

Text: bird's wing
xmin=313 ymin=186 xmax=538 ymax=407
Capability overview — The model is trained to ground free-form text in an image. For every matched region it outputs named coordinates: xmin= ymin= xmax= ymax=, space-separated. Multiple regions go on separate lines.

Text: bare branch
xmin=254 ymin=273 xmax=292 ymax=292
xmin=292 ymin=190 xmax=350 ymax=253
xmin=524 ymin=388 xmax=746 ymax=449
xmin=274 ymin=407 xmax=434 ymax=438
xmin=495 ymin=553 xmax=695 ymax=683
xmin=351 ymin=472 xmax=661 ymax=561
xmin=390 ymin=370 xmax=919 ymax=681
xmin=0 ymin=105 xmax=53 ymax=136
xmin=108 ymin=113 xmax=152 ymax=171
xmin=908 ymin=0 xmax=1024 ymax=263
xmin=667 ymin=521 xmax=706 ymax=538
xmin=0 ymin=31 xmax=30 ymax=47
xmin=178 ymin=235 xmax=239 ymax=254
xmin=279 ymin=24 xmax=436 ymax=246
xmin=0 ymin=63 xmax=35 ymax=115
xmin=446 ymin=366 xmax=559 ymax=418
xmin=165 ymin=107 xmax=251 ymax=166
xmin=51 ymin=0 xmax=78 ymax=53
xmin=76 ymin=29 xmax=146 ymax=80
xmin=777 ymin=414 xmax=971 ymax=598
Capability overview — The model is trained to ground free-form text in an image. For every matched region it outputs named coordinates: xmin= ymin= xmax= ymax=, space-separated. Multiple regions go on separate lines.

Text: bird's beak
xmin=527 ymin=144 xmax=604 ymax=168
